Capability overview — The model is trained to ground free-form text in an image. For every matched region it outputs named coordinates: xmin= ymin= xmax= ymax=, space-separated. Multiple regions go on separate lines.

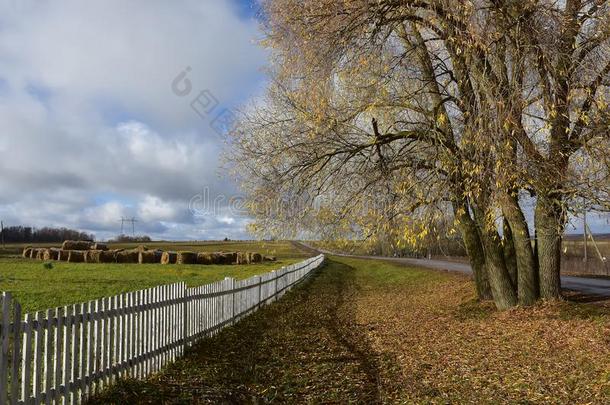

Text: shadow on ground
xmin=89 ymin=260 xmax=384 ymax=404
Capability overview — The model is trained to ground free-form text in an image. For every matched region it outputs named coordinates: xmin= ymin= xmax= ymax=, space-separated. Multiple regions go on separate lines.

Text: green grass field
xmin=0 ymin=241 xmax=310 ymax=313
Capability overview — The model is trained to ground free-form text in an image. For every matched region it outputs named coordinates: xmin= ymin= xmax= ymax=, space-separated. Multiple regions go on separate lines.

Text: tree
xmin=229 ymin=0 xmax=610 ymax=309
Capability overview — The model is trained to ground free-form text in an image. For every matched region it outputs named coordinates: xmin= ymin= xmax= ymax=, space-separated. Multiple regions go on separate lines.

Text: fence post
xmin=256 ymin=276 xmax=262 ymax=310
xmin=0 ymin=293 xmax=10 ymax=404
xmin=11 ymin=300 xmax=22 ymax=403
xmin=182 ymin=285 xmax=188 ymax=354
xmin=225 ymin=278 xmax=235 ymax=325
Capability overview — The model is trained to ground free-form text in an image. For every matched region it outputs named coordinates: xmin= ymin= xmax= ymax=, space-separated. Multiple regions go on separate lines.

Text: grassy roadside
xmin=91 ymin=256 xmax=610 ymax=404
xmin=0 ymin=241 xmax=308 ymax=313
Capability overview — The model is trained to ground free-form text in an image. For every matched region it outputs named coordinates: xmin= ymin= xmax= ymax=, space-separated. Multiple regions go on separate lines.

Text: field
xmin=0 ymin=241 xmax=310 ymax=313
xmin=561 ymin=238 xmax=610 ymax=276
xmin=92 ymin=256 xmax=610 ymax=404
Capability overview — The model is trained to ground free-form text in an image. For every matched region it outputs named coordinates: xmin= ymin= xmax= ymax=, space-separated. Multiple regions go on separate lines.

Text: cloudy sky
xmin=0 ymin=0 xmax=266 ymax=240
xmin=0 ymin=1 xmax=606 ymax=242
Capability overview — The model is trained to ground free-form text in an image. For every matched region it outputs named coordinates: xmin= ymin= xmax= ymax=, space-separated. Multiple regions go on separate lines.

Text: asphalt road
xmin=300 ymin=243 xmax=610 ymax=298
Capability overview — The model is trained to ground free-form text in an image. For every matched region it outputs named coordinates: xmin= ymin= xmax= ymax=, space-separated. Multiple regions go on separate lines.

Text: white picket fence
xmin=0 ymin=254 xmax=325 ymax=404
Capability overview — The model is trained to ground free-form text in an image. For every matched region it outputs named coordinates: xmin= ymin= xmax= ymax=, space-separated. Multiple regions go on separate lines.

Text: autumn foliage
xmin=230 ymin=0 xmax=610 ymax=309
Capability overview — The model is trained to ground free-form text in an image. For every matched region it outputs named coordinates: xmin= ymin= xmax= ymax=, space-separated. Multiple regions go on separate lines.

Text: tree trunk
xmin=503 ymin=219 xmax=518 ymax=288
xmin=501 ymin=193 xmax=539 ymax=306
xmin=452 ymin=202 xmax=493 ymax=301
xmin=473 ymin=208 xmax=518 ymax=310
xmin=535 ymin=196 xmax=563 ymax=300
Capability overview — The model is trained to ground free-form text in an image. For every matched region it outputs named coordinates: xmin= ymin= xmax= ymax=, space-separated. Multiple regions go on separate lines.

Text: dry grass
xmin=91 ymin=257 xmax=610 ymax=404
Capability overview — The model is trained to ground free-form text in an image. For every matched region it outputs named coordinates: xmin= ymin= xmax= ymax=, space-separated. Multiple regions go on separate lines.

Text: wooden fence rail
xmin=0 ymin=254 xmax=325 ymax=404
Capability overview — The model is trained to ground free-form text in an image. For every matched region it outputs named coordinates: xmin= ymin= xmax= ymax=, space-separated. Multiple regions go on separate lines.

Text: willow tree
xmin=229 ymin=0 xmax=610 ymax=310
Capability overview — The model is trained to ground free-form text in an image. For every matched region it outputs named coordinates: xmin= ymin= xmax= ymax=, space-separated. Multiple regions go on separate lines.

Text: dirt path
xmin=91 ymin=260 xmax=394 ymax=404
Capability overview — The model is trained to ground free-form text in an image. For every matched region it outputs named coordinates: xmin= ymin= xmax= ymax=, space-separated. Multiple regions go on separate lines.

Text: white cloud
xmin=138 ymin=195 xmax=179 ymax=223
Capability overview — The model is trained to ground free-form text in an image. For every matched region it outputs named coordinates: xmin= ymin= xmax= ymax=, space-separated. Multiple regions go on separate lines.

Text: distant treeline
xmin=108 ymin=234 xmax=152 ymax=243
xmin=0 ymin=226 xmax=94 ymax=243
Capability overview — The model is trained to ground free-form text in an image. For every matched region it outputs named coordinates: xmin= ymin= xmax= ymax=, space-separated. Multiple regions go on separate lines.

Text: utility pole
xmin=130 ymin=217 xmax=138 ymax=236
xmin=119 ymin=217 xmax=138 ymax=236
xmin=0 ymin=220 xmax=5 ymax=248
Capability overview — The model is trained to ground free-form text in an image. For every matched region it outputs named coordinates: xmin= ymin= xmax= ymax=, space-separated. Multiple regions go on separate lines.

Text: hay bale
xmin=22 ymin=247 xmax=33 ymax=258
xmin=161 ymin=251 xmax=177 ymax=265
xmin=236 ymin=252 xmax=250 ymax=265
xmin=206 ymin=252 xmax=221 ymax=264
xmin=62 ymin=240 xmax=93 ymax=251
xmin=58 ymin=250 xmax=70 ymax=261
xmin=216 ymin=252 xmax=231 ymax=265
xmin=139 ymin=251 xmax=161 ymax=264
xmin=116 ymin=250 xmax=139 ymax=264
xmin=84 ymin=250 xmax=103 ymax=263
xmin=251 ymin=253 xmax=263 ymax=263
xmin=30 ymin=248 xmax=39 ymax=259
xmin=196 ymin=252 xmax=213 ymax=265
xmin=67 ymin=250 xmax=85 ymax=263
xmin=91 ymin=243 xmax=108 ymax=251
xmin=35 ymin=249 xmax=45 ymax=260
xmin=43 ymin=248 xmax=60 ymax=261
xmin=263 ymin=255 xmax=277 ymax=262
xmin=135 ymin=245 xmax=149 ymax=253
xmin=99 ymin=251 xmax=116 ymax=263
xmin=51 ymin=248 xmax=61 ymax=260
xmin=224 ymin=252 xmax=237 ymax=264
xmin=177 ymin=251 xmax=197 ymax=265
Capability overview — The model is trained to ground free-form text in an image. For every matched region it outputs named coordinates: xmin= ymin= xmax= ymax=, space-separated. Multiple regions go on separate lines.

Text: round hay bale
xmin=161 ymin=251 xmax=177 ymax=265
xmin=177 ymin=251 xmax=197 ymax=265
xmin=208 ymin=252 xmax=223 ymax=265
xmin=58 ymin=250 xmax=70 ymax=261
xmin=67 ymin=250 xmax=85 ymax=263
xmin=216 ymin=252 xmax=236 ymax=264
xmin=62 ymin=240 xmax=93 ymax=251
xmin=35 ymin=249 xmax=45 ymax=260
xmin=236 ymin=252 xmax=250 ymax=265
xmin=43 ymin=248 xmax=60 ymax=261
xmin=263 ymin=255 xmax=277 ymax=262
xmin=30 ymin=248 xmax=40 ymax=259
xmin=99 ymin=251 xmax=116 ymax=263
xmin=139 ymin=251 xmax=161 ymax=264
xmin=251 ymin=253 xmax=263 ymax=263
xmin=85 ymin=250 xmax=102 ymax=263
xmin=91 ymin=243 xmax=108 ymax=251
xmin=196 ymin=252 xmax=213 ymax=265
xmin=22 ymin=247 xmax=33 ymax=258
xmin=51 ymin=248 xmax=61 ymax=260
xmin=135 ymin=245 xmax=149 ymax=253
xmin=216 ymin=252 xmax=230 ymax=264
xmin=116 ymin=250 xmax=139 ymax=264
xmin=224 ymin=252 xmax=237 ymax=264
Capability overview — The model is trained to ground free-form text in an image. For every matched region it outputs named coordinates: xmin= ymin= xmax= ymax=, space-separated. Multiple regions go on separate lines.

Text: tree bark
xmin=501 ymin=193 xmax=539 ymax=306
xmin=453 ymin=202 xmax=493 ymax=301
xmin=503 ymin=219 xmax=518 ymax=288
xmin=535 ymin=196 xmax=563 ymax=300
xmin=474 ymin=208 xmax=518 ymax=310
